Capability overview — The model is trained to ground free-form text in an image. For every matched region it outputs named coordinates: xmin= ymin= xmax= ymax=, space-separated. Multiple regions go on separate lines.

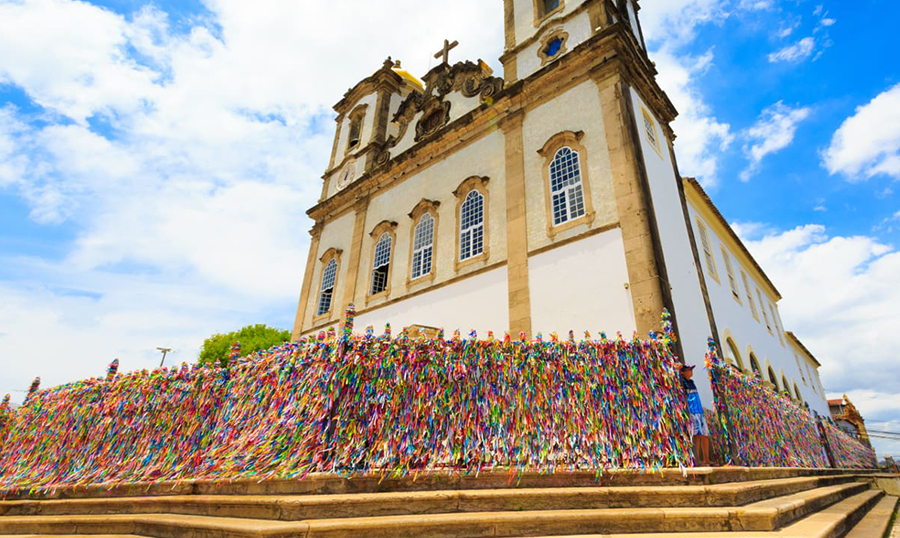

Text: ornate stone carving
xmin=385 ymin=60 xmax=506 ymax=148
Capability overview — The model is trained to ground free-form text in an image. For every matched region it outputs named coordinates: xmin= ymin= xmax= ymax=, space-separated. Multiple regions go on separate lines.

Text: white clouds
xmin=734 ymin=223 xmax=900 ymax=402
xmin=740 ymin=102 xmax=811 ymax=180
xmin=653 ymin=49 xmax=733 ymax=186
xmin=736 ymin=221 xmax=900 ymax=458
xmin=824 ymin=83 xmax=900 ymax=181
xmin=0 ymin=0 xmax=506 ymax=401
xmin=639 ymin=0 xmax=736 ymax=187
xmin=768 ymin=37 xmax=816 ymax=63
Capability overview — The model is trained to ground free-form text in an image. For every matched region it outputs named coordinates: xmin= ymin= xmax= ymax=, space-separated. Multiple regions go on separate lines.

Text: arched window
xmin=782 ymin=375 xmax=791 ymax=396
xmin=535 ymin=0 xmax=562 ymax=22
xmin=750 ymin=353 xmax=761 ymax=377
xmin=549 ymin=147 xmax=586 ymax=226
xmin=460 ymin=190 xmax=485 ymax=261
xmin=317 ymin=259 xmax=338 ymax=316
xmin=411 ymin=213 xmax=435 ymax=280
xmin=768 ymin=366 xmax=779 ymax=391
xmin=794 ymin=383 xmax=803 ymax=402
xmin=371 ymin=232 xmax=393 ymax=295
xmin=726 ymin=338 xmax=745 ymax=372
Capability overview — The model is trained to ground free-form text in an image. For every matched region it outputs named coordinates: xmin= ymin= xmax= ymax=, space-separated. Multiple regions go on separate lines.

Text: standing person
xmin=680 ymin=364 xmax=712 ymax=466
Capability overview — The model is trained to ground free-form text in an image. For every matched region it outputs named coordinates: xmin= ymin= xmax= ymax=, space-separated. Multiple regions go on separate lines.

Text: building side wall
xmin=628 ymin=88 xmax=716 ymax=408
xmin=686 ymin=202 xmax=830 ymax=416
xmin=528 ymin=228 xmax=636 ymax=336
xmin=355 ymin=129 xmax=508 ymax=310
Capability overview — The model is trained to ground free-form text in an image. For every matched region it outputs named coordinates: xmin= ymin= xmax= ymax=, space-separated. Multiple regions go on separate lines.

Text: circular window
xmin=545 ymin=38 xmax=563 ymax=58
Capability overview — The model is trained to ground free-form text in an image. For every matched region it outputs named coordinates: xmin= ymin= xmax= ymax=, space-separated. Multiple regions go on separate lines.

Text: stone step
xmin=0 ymin=475 xmax=860 ymax=521
xmin=845 ymin=495 xmax=898 ymax=538
xmin=509 ymin=488 xmax=886 ymax=537
xmin=0 ymin=482 xmax=872 ymax=537
xmin=0 ymin=468 xmax=879 ymax=501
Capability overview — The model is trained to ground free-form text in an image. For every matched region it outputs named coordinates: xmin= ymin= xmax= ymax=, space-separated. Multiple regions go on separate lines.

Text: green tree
xmin=198 ymin=324 xmax=291 ymax=367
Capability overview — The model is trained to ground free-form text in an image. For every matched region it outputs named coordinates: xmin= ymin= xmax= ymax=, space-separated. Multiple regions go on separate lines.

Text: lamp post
xmin=157 ymin=347 xmax=173 ymax=368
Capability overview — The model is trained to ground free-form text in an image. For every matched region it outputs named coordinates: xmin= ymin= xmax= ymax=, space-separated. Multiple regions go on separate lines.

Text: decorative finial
xmin=383 ymin=56 xmax=394 ymax=69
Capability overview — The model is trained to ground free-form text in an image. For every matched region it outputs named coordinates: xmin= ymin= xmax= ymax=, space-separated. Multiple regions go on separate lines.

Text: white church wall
xmin=628 ymin=87 xmax=716 ymax=409
xmin=444 ymin=92 xmax=486 ymax=126
xmin=517 ymin=12 xmax=593 ymax=81
xmin=528 ymin=228 xmax=636 ymax=336
xmin=686 ymin=203 xmax=830 ymax=416
xmin=355 ymin=266 xmax=510 ymax=336
xmin=355 ymin=129 xmax=508 ymax=309
xmin=300 ymin=211 xmax=357 ymax=333
xmin=386 ymin=93 xmax=404 ymax=141
xmin=521 ymin=80 xmax=617 ymax=253
xmin=511 ymin=0 xmax=586 ymax=52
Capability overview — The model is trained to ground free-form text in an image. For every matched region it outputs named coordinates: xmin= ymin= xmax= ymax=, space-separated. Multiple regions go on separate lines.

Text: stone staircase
xmin=0 ymin=468 xmax=896 ymax=538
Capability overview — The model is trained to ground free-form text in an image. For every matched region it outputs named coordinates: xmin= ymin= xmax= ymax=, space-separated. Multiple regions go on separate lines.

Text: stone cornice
xmin=334 ymin=59 xmax=405 ymax=115
xmin=309 ymin=23 xmax=674 ymax=222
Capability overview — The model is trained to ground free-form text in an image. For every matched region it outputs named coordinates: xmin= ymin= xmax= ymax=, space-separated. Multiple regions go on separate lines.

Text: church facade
xmin=290 ymin=0 xmax=830 ymax=416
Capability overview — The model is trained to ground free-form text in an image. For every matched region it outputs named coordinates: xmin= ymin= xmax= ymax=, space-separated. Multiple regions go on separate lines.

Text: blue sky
xmin=1 ymin=0 xmax=899 ymax=458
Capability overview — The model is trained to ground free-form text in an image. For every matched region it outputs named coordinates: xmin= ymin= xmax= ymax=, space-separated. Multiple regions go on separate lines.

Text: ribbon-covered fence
xmin=820 ymin=420 xmax=878 ymax=469
xmin=0 ymin=309 xmax=695 ymax=493
xmin=705 ymin=340 xmax=830 ymax=468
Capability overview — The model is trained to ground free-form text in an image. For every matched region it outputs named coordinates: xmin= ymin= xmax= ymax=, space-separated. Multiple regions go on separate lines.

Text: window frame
xmin=367 ymin=221 xmax=397 ymax=302
xmin=312 ymin=248 xmax=342 ymax=323
xmin=741 ymin=270 xmax=760 ymax=322
xmin=538 ymin=131 xmax=596 ymax=238
xmin=533 ymin=0 xmax=565 ymax=26
xmin=407 ymin=199 xmax=440 ymax=287
xmin=758 ymin=289 xmax=773 ymax=334
xmin=720 ymin=246 xmax=742 ymax=304
xmin=695 ymin=218 xmax=720 ymax=284
xmin=536 ymin=28 xmax=570 ymax=65
xmin=640 ymin=106 xmax=663 ymax=157
xmin=453 ymin=176 xmax=491 ymax=271
xmin=345 ymin=104 xmax=369 ymax=155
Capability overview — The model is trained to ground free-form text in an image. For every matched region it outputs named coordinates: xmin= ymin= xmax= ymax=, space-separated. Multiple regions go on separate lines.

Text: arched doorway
xmin=726 ymin=338 xmax=745 ymax=372
xmin=768 ymin=366 xmax=779 ymax=391
xmin=750 ymin=354 xmax=762 ymax=378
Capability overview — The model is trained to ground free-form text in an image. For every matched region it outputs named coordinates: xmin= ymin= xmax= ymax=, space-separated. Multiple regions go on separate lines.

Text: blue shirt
xmin=681 ymin=377 xmax=704 ymax=415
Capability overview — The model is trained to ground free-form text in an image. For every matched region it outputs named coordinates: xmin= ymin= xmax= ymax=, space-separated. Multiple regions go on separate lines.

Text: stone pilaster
xmin=501 ymin=111 xmax=532 ymax=340
xmin=291 ymin=223 xmax=323 ymax=341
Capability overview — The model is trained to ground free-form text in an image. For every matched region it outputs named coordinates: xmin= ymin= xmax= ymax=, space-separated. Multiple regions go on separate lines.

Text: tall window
xmin=721 ymin=247 xmax=740 ymax=301
xmin=741 ymin=270 xmax=759 ymax=321
xmin=771 ymin=304 xmax=785 ymax=345
xmin=371 ymin=233 xmax=392 ymax=295
xmin=696 ymin=219 xmax=718 ymax=281
xmin=549 ymin=147 xmax=586 ymax=225
xmin=641 ymin=108 xmax=661 ymax=156
xmin=758 ymin=289 xmax=772 ymax=333
xmin=316 ymin=259 xmax=338 ymax=316
xmin=411 ymin=213 xmax=435 ymax=280
xmin=460 ymin=190 xmax=484 ymax=261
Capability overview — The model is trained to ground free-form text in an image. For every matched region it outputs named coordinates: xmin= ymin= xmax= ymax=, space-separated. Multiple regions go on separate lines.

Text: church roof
xmin=785 ymin=331 xmax=822 ymax=367
xmin=392 ymin=63 xmax=424 ymax=91
xmin=683 ymin=177 xmax=783 ymax=301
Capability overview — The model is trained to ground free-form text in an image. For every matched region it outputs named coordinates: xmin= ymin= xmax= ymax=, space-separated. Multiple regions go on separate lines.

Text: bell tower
xmin=500 ymin=0 xmax=646 ymax=82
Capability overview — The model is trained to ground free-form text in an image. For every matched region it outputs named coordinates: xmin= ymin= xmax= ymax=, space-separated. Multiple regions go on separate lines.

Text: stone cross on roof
xmin=434 ymin=39 xmax=459 ymax=65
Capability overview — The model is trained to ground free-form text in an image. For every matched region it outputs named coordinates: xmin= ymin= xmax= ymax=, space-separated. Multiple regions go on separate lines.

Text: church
xmin=289 ymin=0 xmax=830 ymax=417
